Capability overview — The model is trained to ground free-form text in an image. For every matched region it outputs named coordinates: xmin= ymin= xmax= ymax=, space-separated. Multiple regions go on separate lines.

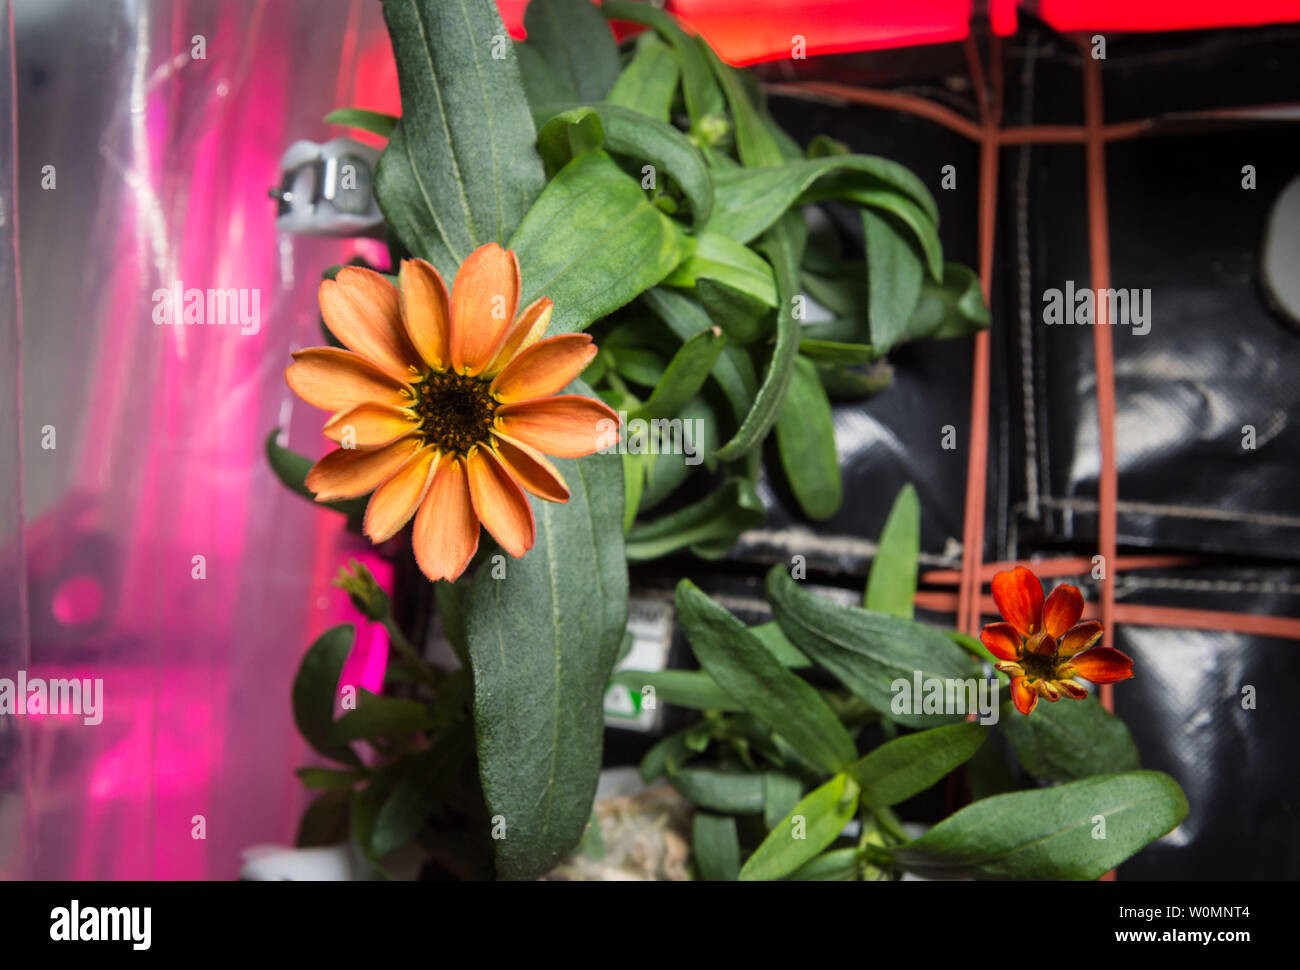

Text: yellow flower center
xmin=411 ymin=370 xmax=497 ymax=455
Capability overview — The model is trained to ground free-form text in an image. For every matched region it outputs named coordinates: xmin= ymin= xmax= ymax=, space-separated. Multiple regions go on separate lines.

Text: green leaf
xmin=675 ymin=579 xmax=858 ymax=773
xmin=433 ymin=579 xmax=470 ymax=666
xmin=640 ymin=725 xmax=708 ymax=783
xmin=814 ymin=360 xmax=893 ymax=401
xmin=1000 ymin=694 xmax=1141 ymax=782
xmin=609 ymin=668 xmax=743 ymax=713
xmin=630 ymin=326 xmax=726 ymax=421
xmin=295 ymin=767 xmax=362 ymax=790
xmin=670 ymin=768 xmax=766 ymax=813
xmin=763 ymin=772 xmax=805 ymax=830
xmin=740 ymin=774 xmax=860 ymax=881
xmin=797 ymin=339 xmax=878 ymax=365
xmin=864 ymin=483 xmax=920 ymax=617
xmin=524 ymin=0 xmax=621 ymax=102
xmin=376 ymin=0 xmax=546 ymax=279
xmin=705 ymin=44 xmax=783 ymax=168
xmin=296 ymin=789 xmax=351 ymax=847
xmin=848 ymin=722 xmax=988 ymax=808
xmin=265 ymin=430 xmax=366 ymax=523
xmin=766 ymin=566 xmax=982 ymax=727
xmin=515 ymin=42 xmax=577 ymax=110
xmin=466 ymin=448 xmax=628 ymax=881
xmin=714 ymin=210 xmax=806 ymax=461
xmin=509 ymin=149 xmax=694 ymax=335
xmin=863 ymin=207 xmax=925 ymax=351
xmin=888 ymin=771 xmax=1189 ymax=880
xmin=292 ymin=624 xmax=361 ymax=767
xmin=663 ymin=231 xmax=777 ymax=306
xmin=332 ymin=690 xmax=433 ymax=743
xmin=371 ymin=723 xmax=472 ymax=856
xmin=536 ymin=106 xmax=605 ymax=174
xmin=606 ymin=31 xmax=680 ymax=123
xmin=775 ymin=355 xmax=842 ymax=520
xmin=324 ymin=107 xmax=397 ymax=139
xmin=788 ymin=847 xmax=861 ymax=880
xmin=642 ymin=287 xmax=757 ymax=424
xmin=621 ymin=452 xmax=645 ymax=533
xmin=708 ymin=157 xmax=938 ymax=245
xmin=697 ymin=277 xmax=771 ymax=345
xmin=625 ymin=478 xmax=764 ymax=561
xmin=637 ymin=395 xmax=718 ymax=511
xmin=904 ymin=262 xmax=991 ymax=342
xmin=808 ymin=183 xmax=941 ymax=279
xmin=749 ymin=621 xmax=811 ymax=667
xmin=602 ymin=0 xmax=724 ymax=126
xmin=693 ymin=812 xmax=741 ymax=880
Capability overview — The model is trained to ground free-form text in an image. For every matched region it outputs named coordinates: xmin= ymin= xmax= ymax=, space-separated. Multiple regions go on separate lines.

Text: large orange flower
xmin=285 ymin=243 xmax=616 ymax=582
xmin=980 ymin=566 xmax=1135 ymax=716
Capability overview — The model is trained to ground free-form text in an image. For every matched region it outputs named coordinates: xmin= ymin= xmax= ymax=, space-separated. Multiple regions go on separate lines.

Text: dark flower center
xmin=413 ymin=370 xmax=497 ymax=455
xmin=1019 ymin=647 xmax=1059 ymax=681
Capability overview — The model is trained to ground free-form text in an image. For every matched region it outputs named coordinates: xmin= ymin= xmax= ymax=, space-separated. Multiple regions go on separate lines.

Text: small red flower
xmin=980 ymin=566 xmax=1134 ymax=716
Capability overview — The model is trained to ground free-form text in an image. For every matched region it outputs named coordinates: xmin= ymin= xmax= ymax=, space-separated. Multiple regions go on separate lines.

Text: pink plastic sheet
xmin=1 ymin=0 xmax=401 ymax=879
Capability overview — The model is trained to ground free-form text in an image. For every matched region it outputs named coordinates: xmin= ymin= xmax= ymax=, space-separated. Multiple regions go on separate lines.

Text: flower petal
xmin=1010 ymin=676 xmax=1038 ymax=716
xmin=1035 ymin=679 xmax=1061 ymax=701
xmin=305 ymin=436 xmax=423 ymax=501
xmin=991 ymin=566 xmax=1045 ymax=636
xmin=1058 ymin=679 xmax=1089 ymax=699
xmin=1065 ymin=646 xmax=1135 ymax=685
xmin=466 ymin=446 xmax=535 ymax=558
xmin=980 ymin=622 xmax=1022 ymax=662
xmin=285 ymin=348 xmax=412 ymax=412
xmin=320 ymin=268 xmax=424 ymax=381
xmin=494 ymin=395 xmax=620 ymax=458
xmin=412 ymin=457 xmax=480 ymax=583
xmin=995 ymin=661 xmax=1024 ymax=677
xmin=1058 ymin=620 xmax=1104 ymax=658
xmin=490 ymin=334 xmax=597 ymax=403
xmin=482 ymin=297 xmax=553 ymax=378
xmin=323 ymin=402 xmax=419 ymax=448
xmin=449 ymin=243 xmax=520 ymax=375
xmin=1025 ymin=631 xmax=1057 ymax=657
xmin=1042 ymin=583 xmax=1084 ymax=639
xmin=398 ymin=259 xmax=451 ymax=371
xmin=364 ymin=446 xmax=438 ymax=542
xmin=491 ymin=432 xmax=570 ymax=503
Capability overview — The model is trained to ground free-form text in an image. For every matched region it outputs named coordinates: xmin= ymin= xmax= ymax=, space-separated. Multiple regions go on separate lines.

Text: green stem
xmin=383 ymin=617 xmax=442 ymax=690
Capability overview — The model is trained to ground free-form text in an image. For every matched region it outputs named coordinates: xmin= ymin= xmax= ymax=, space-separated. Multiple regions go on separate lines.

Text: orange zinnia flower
xmin=285 ymin=243 xmax=616 ymax=583
xmin=980 ymin=566 xmax=1135 ymax=715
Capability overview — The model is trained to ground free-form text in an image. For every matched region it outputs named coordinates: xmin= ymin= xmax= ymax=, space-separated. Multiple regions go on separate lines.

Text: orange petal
xmin=285 ymin=347 xmax=412 ymax=412
xmin=364 ymin=447 xmax=438 ymax=542
xmin=305 ymin=437 xmax=423 ymax=501
xmin=490 ymin=333 xmax=596 ymax=403
xmin=398 ymin=259 xmax=451 ymax=371
xmin=494 ymin=395 xmax=620 ymax=458
xmin=1025 ymin=631 xmax=1056 ymax=657
xmin=1010 ymin=676 xmax=1038 ymax=715
xmin=1035 ymin=679 xmax=1061 ymax=701
xmin=979 ymin=622 xmax=1022 ymax=662
xmin=320 ymin=268 xmax=424 ymax=381
xmin=1042 ymin=584 xmax=1084 ymax=639
xmin=1058 ymin=679 xmax=1089 ymax=699
xmin=466 ymin=446 xmax=536 ymax=558
xmin=492 ymin=432 xmax=570 ymax=503
xmin=482 ymin=297 xmax=554 ymax=377
xmin=991 ymin=566 xmax=1044 ymax=637
xmin=323 ymin=402 xmax=419 ymax=448
xmin=413 ymin=457 xmax=480 ymax=583
xmin=1058 ymin=620 xmax=1103 ymax=658
xmin=449 ymin=243 xmax=520 ymax=375
xmin=1066 ymin=646 xmax=1135 ymax=685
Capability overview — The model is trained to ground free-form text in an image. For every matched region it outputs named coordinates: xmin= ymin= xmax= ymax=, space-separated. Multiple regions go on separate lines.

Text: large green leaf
xmin=693 ymin=812 xmax=741 ymax=881
xmin=705 ymin=44 xmax=783 ymax=168
xmin=670 ymin=768 xmax=766 ymax=813
xmin=863 ymin=483 xmax=920 ymax=617
xmin=863 ymin=207 xmax=925 ymax=351
xmin=775 ymin=355 xmax=842 ymax=520
xmin=847 ymin=722 xmax=988 ymax=808
xmin=606 ymin=31 xmax=680 ymax=123
xmin=889 ymin=771 xmax=1188 ymax=880
xmin=1000 ymin=694 xmax=1141 ymax=782
xmin=675 ymin=580 xmax=858 ymax=773
xmin=662 ymin=231 xmax=777 ymax=305
xmin=466 ymin=448 xmax=628 ymax=880
xmin=331 ymin=690 xmax=433 ymax=743
xmin=523 ymin=0 xmax=621 ymax=102
xmin=291 ymin=625 xmax=361 ymax=768
xmin=708 ymin=157 xmax=938 ymax=245
xmin=376 ymin=0 xmax=546 ymax=279
xmin=509 ymin=149 xmax=693 ymax=335
xmin=766 ymin=566 xmax=982 ymax=727
xmin=714 ymin=210 xmax=806 ymax=461
xmin=602 ymin=0 xmax=724 ymax=126
xmin=740 ymin=774 xmax=860 ymax=881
